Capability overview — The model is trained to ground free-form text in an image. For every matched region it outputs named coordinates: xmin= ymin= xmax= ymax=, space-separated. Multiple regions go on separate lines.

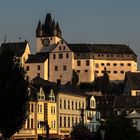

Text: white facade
xmin=25 ymin=59 xmax=48 ymax=81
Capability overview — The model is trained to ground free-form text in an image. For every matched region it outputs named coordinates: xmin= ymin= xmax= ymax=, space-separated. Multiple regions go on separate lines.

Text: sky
xmin=0 ymin=0 xmax=140 ymax=67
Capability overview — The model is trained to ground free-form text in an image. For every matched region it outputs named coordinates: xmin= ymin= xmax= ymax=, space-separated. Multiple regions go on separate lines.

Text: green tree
xmin=71 ymin=70 xmax=79 ymax=87
xmin=104 ymin=114 xmax=140 ymax=140
xmin=0 ymin=47 xmax=29 ymax=138
xmin=71 ymin=122 xmax=91 ymax=140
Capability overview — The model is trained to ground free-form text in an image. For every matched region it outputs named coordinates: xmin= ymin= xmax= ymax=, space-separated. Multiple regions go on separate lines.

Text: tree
xmin=0 ymin=47 xmax=29 ymax=138
xmin=101 ymin=67 xmax=110 ymax=95
xmin=71 ymin=122 xmax=91 ymax=140
xmin=104 ymin=114 xmax=140 ymax=140
xmin=71 ymin=70 xmax=79 ymax=87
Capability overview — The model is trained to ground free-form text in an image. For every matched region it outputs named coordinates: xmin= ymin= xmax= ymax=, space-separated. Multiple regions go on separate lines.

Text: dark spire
xmin=36 ymin=20 xmax=43 ymax=37
xmin=51 ymin=20 xmax=57 ymax=36
xmin=44 ymin=13 xmax=52 ymax=36
xmin=56 ymin=22 xmax=62 ymax=38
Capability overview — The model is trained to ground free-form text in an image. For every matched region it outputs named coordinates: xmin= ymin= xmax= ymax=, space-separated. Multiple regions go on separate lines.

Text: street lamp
xmin=40 ymin=120 xmax=50 ymax=140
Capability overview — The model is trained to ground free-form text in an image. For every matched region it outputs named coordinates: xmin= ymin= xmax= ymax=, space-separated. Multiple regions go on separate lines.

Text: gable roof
xmin=1 ymin=41 xmax=28 ymax=57
xmin=68 ymin=43 xmax=136 ymax=55
xmin=59 ymin=84 xmax=87 ymax=97
xmin=125 ymin=72 xmax=140 ymax=90
xmin=25 ymin=53 xmax=48 ymax=63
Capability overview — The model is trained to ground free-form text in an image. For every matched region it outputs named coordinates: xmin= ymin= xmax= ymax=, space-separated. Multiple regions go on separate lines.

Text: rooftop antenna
xmin=4 ymin=34 xmax=7 ymax=43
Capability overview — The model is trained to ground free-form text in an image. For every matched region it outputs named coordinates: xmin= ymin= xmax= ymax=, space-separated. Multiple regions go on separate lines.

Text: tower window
xmin=66 ymin=53 xmax=69 ymax=58
xmin=53 ymin=54 xmax=56 ymax=59
xmin=63 ymin=65 xmax=67 ymax=71
xmin=77 ymin=60 xmax=81 ymax=66
xmin=86 ymin=60 xmax=90 ymax=66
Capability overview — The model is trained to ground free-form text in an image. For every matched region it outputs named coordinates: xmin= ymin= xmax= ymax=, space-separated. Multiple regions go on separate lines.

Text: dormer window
xmin=38 ymin=88 xmax=45 ymax=100
xmin=49 ymin=90 xmax=55 ymax=102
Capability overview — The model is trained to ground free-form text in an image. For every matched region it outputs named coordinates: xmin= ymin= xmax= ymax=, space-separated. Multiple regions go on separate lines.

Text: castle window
xmin=120 ymin=71 xmax=124 ymax=74
xmin=107 ymin=54 xmax=109 ymax=57
xmin=114 ymin=71 xmax=117 ymax=74
xmin=120 ymin=63 xmax=124 ymax=66
xmin=113 ymin=63 xmax=117 ymax=66
xmin=53 ymin=54 xmax=56 ymax=59
xmin=101 ymin=63 xmax=104 ymax=66
xmin=26 ymin=66 xmax=29 ymax=71
xmin=59 ymin=53 xmax=63 ymax=59
xmin=127 ymin=63 xmax=131 ymax=66
xmin=63 ymin=46 xmax=66 ymax=50
xmin=85 ymin=70 xmax=88 ymax=72
xmin=55 ymin=66 xmax=58 ymax=71
xmin=117 ymin=54 xmax=120 ymax=57
xmin=77 ymin=60 xmax=81 ymax=66
xmin=77 ymin=70 xmax=80 ymax=73
xmin=37 ymin=65 xmax=40 ymax=70
xmin=66 ymin=53 xmax=69 ymax=58
xmin=86 ymin=60 xmax=90 ymax=66
xmin=59 ymin=46 xmax=61 ymax=50
xmin=37 ymin=73 xmax=40 ymax=77
xmin=98 ymin=54 xmax=100 ymax=57
xmin=63 ymin=65 xmax=67 ymax=71
xmin=107 ymin=63 xmax=110 ymax=66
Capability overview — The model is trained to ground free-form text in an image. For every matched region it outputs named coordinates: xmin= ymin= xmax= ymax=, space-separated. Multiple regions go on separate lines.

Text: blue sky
xmin=0 ymin=0 xmax=140 ymax=67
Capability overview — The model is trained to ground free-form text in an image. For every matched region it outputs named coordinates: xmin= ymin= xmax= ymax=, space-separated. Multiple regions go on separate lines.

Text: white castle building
xmin=25 ymin=13 xmax=137 ymax=85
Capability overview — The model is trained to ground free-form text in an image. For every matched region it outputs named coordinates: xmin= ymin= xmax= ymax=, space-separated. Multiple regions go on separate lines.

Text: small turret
xmin=51 ymin=20 xmax=57 ymax=36
xmin=56 ymin=22 xmax=62 ymax=38
xmin=36 ymin=21 xmax=43 ymax=37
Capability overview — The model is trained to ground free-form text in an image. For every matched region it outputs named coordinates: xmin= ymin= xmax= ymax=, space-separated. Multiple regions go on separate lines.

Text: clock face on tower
xmin=42 ymin=38 xmax=50 ymax=46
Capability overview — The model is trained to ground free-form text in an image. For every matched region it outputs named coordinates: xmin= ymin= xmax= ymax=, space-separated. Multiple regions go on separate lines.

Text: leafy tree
xmin=104 ymin=114 xmax=140 ymax=140
xmin=71 ymin=122 xmax=91 ymax=140
xmin=0 ymin=47 xmax=29 ymax=138
xmin=71 ymin=70 xmax=79 ymax=87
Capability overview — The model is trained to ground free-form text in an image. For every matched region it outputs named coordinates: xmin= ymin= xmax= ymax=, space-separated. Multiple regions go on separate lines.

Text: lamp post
xmin=40 ymin=120 xmax=50 ymax=140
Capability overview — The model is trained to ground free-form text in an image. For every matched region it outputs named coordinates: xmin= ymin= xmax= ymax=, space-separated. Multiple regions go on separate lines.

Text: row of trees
xmin=71 ymin=68 xmax=124 ymax=95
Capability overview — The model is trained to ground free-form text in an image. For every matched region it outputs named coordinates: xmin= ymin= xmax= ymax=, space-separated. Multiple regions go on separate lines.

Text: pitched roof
xmin=68 ymin=43 xmax=136 ymax=55
xmin=125 ymin=72 xmax=140 ymax=90
xmin=59 ymin=84 xmax=87 ymax=97
xmin=95 ymin=96 xmax=140 ymax=110
xmin=25 ymin=53 xmax=48 ymax=63
xmin=1 ymin=41 xmax=28 ymax=57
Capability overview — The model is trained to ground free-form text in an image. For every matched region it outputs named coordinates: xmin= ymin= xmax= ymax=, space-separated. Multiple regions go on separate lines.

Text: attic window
xmin=49 ymin=90 xmax=55 ymax=102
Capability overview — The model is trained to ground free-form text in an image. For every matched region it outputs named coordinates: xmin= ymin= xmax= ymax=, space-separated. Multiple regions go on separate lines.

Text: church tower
xmin=36 ymin=13 xmax=62 ymax=53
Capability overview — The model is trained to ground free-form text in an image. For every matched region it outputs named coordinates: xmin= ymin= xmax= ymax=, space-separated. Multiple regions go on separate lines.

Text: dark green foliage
xmin=79 ymin=82 xmax=94 ymax=91
xmin=0 ymin=48 xmax=29 ymax=138
xmin=71 ymin=123 xmax=91 ymax=140
xmin=71 ymin=70 xmax=79 ymax=87
xmin=104 ymin=115 xmax=140 ymax=140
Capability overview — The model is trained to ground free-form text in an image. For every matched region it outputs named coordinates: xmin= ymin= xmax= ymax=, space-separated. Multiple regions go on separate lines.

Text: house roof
xmin=40 ymin=44 xmax=57 ymax=53
xmin=1 ymin=41 xmax=28 ymax=57
xmin=95 ymin=96 xmax=140 ymax=110
xmin=25 ymin=53 xmax=48 ymax=63
xmin=68 ymin=43 xmax=136 ymax=55
xmin=59 ymin=84 xmax=87 ymax=97
xmin=125 ymin=72 xmax=140 ymax=90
